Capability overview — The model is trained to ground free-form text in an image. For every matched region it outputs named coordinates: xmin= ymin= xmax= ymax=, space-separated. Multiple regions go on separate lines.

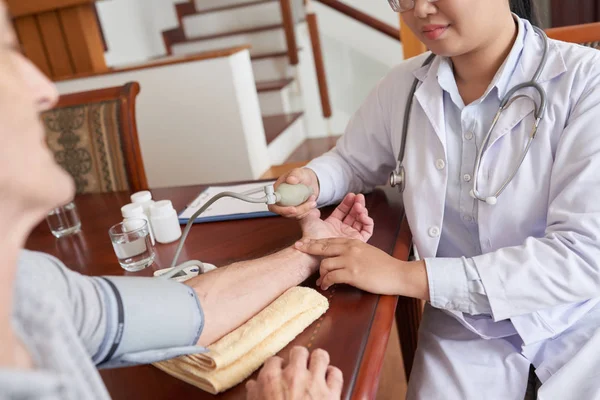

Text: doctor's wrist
xmin=397 ymin=260 xmax=430 ymax=301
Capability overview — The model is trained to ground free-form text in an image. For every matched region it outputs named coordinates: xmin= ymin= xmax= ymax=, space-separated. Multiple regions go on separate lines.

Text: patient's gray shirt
xmin=0 ymin=250 xmax=206 ymax=399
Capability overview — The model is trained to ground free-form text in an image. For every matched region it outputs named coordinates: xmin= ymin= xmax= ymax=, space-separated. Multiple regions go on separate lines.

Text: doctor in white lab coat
xmin=270 ymin=0 xmax=600 ymax=399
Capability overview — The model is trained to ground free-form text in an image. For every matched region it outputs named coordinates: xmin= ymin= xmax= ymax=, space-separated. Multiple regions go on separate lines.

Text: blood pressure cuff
xmin=92 ymin=276 xmax=207 ymax=369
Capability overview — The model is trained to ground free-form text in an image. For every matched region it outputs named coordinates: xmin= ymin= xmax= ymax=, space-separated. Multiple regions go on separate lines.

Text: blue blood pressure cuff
xmin=92 ymin=276 xmax=207 ymax=369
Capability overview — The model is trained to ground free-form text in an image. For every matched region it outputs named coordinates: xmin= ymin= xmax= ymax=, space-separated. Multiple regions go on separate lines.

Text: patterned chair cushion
xmin=43 ymin=100 xmax=130 ymax=194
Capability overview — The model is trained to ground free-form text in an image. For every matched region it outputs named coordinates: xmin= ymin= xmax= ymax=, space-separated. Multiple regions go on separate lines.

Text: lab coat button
xmin=463 ymin=215 xmax=473 ymax=222
xmin=435 ymin=159 xmax=446 ymax=170
xmin=464 ymin=131 xmax=474 ymax=140
xmin=428 ymin=226 xmax=440 ymax=237
xmin=463 ymin=174 xmax=472 ymax=182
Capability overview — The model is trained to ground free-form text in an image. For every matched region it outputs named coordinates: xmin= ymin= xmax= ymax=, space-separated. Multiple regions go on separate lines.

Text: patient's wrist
xmin=287 ymin=246 xmax=319 ymax=278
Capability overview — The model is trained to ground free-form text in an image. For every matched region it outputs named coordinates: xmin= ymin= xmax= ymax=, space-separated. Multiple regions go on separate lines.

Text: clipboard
xmin=178 ymin=181 xmax=278 ymax=224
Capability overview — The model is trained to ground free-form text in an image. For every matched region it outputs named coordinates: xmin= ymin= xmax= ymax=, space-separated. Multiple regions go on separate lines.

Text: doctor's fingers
xmin=319 ymin=269 xmax=353 ymax=291
xmin=319 ymin=256 xmax=347 ymax=276
xmin=316 ymin=257 xmax=346 ymax=287
xmin=268 ymin=195 xmax=317 ymax=219
xmin=272 ymin=168 xmax=302 ymax=189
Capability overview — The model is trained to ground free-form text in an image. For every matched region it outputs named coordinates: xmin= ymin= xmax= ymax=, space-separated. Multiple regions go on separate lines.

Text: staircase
xmin=162 ymin=0 xmax=334 ymax=173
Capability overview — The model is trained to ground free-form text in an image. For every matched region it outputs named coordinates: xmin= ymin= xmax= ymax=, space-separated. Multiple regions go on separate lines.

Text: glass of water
xmin=46 ymin=201 xmax=82 ymax=238
xmin=109 ymin=219 xmax=155 ymax=272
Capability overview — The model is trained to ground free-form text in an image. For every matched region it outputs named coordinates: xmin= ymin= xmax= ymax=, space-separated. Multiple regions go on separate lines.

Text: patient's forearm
xmin=187 ymin=247 xmax=318 ymax=346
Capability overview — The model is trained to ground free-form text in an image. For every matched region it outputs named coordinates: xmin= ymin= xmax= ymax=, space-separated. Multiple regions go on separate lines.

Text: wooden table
xmin=25 ymin=184 xmax=412 ymax=400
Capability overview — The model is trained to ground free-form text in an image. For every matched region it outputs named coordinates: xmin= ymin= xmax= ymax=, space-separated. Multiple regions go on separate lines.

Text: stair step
xmin=195 ymin=0 xmax=276 ymax=14
xmin=251 ymin=50 xmax=289 ymax=61
xmin=185 ymin=23 xmax=283 ymax=43
xmin=194 ymin=0 xmax=268 ymax=13
xmin=284 ymin=136 xmax=340 ymax=163
xmin=183 ymin=1 xmax=282 ymax=39
xmin=258 ymin=79 xmax=296 ymax=116
xmin=173 ymin=24 xmax=287 ymax=58
xmin=256 ymin=78 xmax=294 ymax=93
xmin=263 ymin=112 xmax=303 ymax=145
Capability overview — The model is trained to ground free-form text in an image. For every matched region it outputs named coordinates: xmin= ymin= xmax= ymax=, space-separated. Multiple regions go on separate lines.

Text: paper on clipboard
xmin=178 ymin=181 xmax=277 ymax=224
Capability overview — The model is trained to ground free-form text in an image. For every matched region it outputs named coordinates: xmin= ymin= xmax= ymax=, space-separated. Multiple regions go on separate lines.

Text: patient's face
xmin=0 ymin=3 xmax=74 ymax=215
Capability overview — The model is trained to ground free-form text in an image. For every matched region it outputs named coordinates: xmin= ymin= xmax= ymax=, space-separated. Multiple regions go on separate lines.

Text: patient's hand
xmin=246 ymin=347 xmax=343 ymax=400
xmin=299 ymin=193 xmax=373 ymax=243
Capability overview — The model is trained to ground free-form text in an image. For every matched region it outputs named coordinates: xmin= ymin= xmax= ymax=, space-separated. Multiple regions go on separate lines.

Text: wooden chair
xmin=42 ymin=82 xmax=148 ymax=194
xmin=546 ymin=21 xmax=600 ymax=49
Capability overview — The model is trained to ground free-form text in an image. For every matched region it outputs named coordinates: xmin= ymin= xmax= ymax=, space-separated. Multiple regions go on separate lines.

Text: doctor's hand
xmin=298 ymin=193 xmax=373 ymax=243
xmin=246 ymin=347 xmax=343 ymax=400
xmin=295 ymin=238 xmax=429 ymax=298
xmin=269 ymin=167 xmax=320 ymax=219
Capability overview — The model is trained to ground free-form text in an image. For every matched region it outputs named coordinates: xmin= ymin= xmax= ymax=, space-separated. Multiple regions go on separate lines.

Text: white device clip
xmin=264 ymin=185 xmax=277 ymax=205
xmin=154 ymin=260 xmax=217 ymax=282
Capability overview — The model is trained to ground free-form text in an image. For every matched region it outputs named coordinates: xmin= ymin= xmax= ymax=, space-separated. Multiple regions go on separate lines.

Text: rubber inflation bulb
xmin=275 ymin=183 xmax=314 ymax=207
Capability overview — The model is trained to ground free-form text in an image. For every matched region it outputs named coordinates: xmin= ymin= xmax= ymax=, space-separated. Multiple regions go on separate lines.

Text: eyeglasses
xmin=387 ymin=0 xmax=439 ymax=13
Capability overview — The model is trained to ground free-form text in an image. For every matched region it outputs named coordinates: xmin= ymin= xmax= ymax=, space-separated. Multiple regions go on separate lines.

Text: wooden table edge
xmin=351 ymin=214 xmax=412 ymax=400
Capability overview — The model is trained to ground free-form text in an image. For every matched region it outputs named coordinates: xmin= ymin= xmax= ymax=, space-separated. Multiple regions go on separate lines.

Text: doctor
xmin=270 ymin=0 xmax=600 ymax=399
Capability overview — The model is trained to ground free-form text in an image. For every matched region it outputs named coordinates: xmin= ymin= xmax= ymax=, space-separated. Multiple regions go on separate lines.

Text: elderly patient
xmin=0 ymin=3 xmax=372 ymax=399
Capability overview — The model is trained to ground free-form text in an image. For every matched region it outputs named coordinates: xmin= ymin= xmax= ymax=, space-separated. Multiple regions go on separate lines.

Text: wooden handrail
xmin=314 ymin=0 xmax=400 ymax=41
xmin=306 ymin=11 xmax=332 ymax=118
xmin=279 ymin=0 xmax=299 ymax=65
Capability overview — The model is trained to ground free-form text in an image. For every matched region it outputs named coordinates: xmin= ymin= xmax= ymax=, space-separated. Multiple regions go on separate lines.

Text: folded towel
xmin=154 ymin=286 xmax=329 ymax=394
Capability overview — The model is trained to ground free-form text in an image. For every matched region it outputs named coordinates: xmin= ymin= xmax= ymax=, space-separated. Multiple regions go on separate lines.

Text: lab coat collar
xmin=486 ymin=19 xmax=567 ymax=147
xmin=411 ymin=17 xmax=567 ymax=88
xmin=494 ymin=14 xmax=526 ymax=100
xmin=434 ymin=14 xmax=526 ymax=106
xmin=505 ymin=18 xmax=567 ymax=90
xmin=413 ymin=55 xmax=447 ymax=151
xmin=411 ymin=16 xmax=567 ymax=152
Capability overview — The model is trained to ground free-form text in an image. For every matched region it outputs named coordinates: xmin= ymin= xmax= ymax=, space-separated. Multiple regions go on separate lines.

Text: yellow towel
xmin=154 ymin=286 xmax=329 ymax=394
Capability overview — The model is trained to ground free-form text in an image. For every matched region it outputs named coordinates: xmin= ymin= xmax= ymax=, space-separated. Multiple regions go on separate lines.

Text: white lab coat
xmin=307 ymin=18 xmax=600 ymax=399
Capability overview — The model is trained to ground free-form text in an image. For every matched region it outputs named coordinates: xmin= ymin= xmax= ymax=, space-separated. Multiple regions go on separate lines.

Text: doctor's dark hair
xmin=509 ymin=0 xmax=540 ymax=26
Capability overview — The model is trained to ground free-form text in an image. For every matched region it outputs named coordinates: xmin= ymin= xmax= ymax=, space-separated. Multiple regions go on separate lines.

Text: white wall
xmin=337 ymin=0 xmax=400 ymax=28
xmin=308 ymin=3 xmax=404 ymax=134
xmin=56 ymin=51 xmax=270 ymax=188
xmin=96 ymin=0 xmax=179 ymax=67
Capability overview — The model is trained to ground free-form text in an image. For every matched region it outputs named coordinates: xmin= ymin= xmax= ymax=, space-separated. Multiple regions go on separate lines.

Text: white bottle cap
xmin=131 ymin=191 xmax=152 ymax=204
xmin=121 ymin=203 xmax=144 ymax=219
xmin=151 ymin=200 xmax=175 ymax=218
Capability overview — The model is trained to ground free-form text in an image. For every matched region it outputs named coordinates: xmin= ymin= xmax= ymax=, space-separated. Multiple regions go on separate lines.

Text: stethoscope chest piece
xmin=389 ymin=164 xmax=405 ymax=192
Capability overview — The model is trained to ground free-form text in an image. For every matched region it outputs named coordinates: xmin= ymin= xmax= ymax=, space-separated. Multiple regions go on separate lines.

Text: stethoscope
xmin=390 ymin=26 xmax=549 ymax=206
